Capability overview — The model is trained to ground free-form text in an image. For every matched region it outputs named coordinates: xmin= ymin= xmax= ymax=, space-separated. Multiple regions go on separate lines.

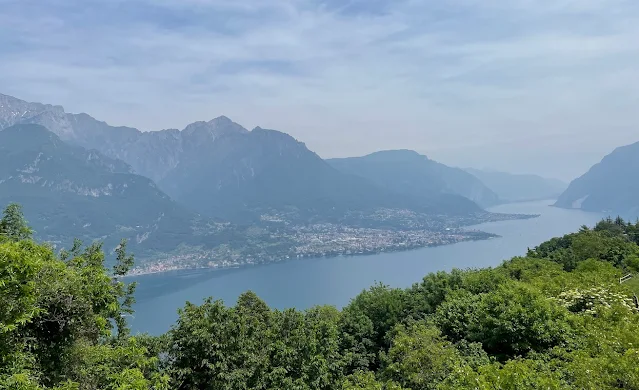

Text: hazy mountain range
xmin=7 ymin=91 xmax=625 ymax=270
xmin=0 ymin=123 xmax=277 ymax=261
xmin=465 ymin=168 xmax=567 ymax=203
xmin=328 ymin=150 xmax=500 ymax=208
xmin=555 ymin=141 xmax=639 ymax=216
xmin=0 ymin=93 xmax=486 ymax=223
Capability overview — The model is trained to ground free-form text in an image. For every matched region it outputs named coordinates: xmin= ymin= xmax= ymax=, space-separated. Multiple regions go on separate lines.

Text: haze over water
xmin=130 ymin=200 xmax=604 ymax=335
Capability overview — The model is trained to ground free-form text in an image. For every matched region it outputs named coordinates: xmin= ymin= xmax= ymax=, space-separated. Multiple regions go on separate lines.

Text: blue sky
xmin=1 ymin=0 xmax=638 ymax=179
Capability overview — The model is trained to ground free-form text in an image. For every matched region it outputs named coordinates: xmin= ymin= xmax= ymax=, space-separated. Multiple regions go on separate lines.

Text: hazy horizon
xmin=2 ymin=0 xmax=638 ymax=181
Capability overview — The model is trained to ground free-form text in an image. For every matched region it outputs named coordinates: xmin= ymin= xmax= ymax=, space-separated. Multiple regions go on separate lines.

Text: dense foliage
xmin=2 ymin=205 xmax=639 ymax=389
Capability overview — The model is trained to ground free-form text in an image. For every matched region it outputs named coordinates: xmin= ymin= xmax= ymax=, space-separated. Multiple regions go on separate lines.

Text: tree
xmin=340 ymin=284 xmax=406 ymax=372
xmin=434 ymin=290 xmax=481 ymax=343
xmin=381 ymin=322 xmax=461 ymax=390
xmin=20 ymin=240 xmax=141 ymax=386
xmin=268 ymin=306 xmax=344 ymax=389
xmin=0 ymin=240 xmax=45 ymax=384
xmin=63 ymin=339 xmax=169 ymax=390
xmin=4 ymin=203 xmax=639 ymax=389
xmin=0 ymin=215 xmax=160 ymax=389
xmin=339 ymin=305 xmax=376 ymax=373
xmin=112 ymin=240 xmax=137 ymax=339
xmin=168 ymin=298 xmax=235 ymax=389
xmin=342 ymin=371 xmax=405 ymax=390
xmin=0 ymin=203 xmax=32 ymax=242
xmin=404 ymin=270 xmax=466 ymax=317
xmin=436 ymin=282 xmax=573 ymax=359
xmin=440 ymin=359 xmax=566 ymax=390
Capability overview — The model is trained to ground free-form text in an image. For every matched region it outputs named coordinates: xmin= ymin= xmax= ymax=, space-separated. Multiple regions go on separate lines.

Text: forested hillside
xmin=2 ymin=204 xmax=638 ymax=389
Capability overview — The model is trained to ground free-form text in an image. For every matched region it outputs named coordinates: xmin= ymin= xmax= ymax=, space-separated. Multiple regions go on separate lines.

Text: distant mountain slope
xmin=465 ymin=168 xmax=567 ymax=202
xmin=65 ymin=113 xmax=249 ymax=183
xmin=328 ymin=150 xmax=501 ymax=208
xmin=0 ymin=93 xmax=248 ymax=183
xmin=555 ymin=141 xmax=639 ymax=216
xmin=0 ymin=93 xmax=482 ymax=222
xmin=0 ymin=94 xmax=75 ymax=137
xmin=160 ymin=129 xmax=482 ymax=222
xmin=0 ymin=124 xmax=209 ymax=256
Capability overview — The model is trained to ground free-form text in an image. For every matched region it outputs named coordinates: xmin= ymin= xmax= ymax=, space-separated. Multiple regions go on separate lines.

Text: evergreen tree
xmin=0 ymin=203 xmax=32 ymax=242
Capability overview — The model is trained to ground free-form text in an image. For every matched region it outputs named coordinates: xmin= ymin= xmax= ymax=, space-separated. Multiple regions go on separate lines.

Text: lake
xmin=129 ymin=200 xmax=604 ymax=335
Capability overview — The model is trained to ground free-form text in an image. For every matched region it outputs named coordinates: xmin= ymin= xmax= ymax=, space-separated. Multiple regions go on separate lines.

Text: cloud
xmin=1 ymin=0 xmax=638 ymax=179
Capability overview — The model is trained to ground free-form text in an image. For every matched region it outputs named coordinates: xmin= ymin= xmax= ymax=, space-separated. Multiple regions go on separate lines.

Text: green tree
xmin=404 ymin=270 xmax=466 ymax=317
xmin=168 ymin=297 xmax=236 ymax=389
xmin=4 ymin=204 xmax=639 ymax=389
xmin=268 ymin=306 xmax=344 ymax=389
xmin=434 ymin=290 xmax=481 ymax=343
xmin=342 ymin=371 xmax=405 ymax=390
xmin=0 ymin=204 xmax=158 ymax=389
xmin=20 ymin=240 xmax=139 ymax=386
xmin=437 ymin=282 xmax=573 ymax=359
xmin=63 ymin=339 xmax=169 ymax=390
xmin=0 ymin=203 xmax=33 ymax=242
xmin=340 ymin=284 xmax=406 ymax=372
xmin=0 ymin=241 xmax=47 ymax=388
xmin=168 ymin=292 xmax=276 ymax=389
xmin=0 ymin=241 xmax=43 ymax=336
xmin=440 ymin=359 xmax=566 ymax=390
xmin=381 ymin=322 xmax=461 ymax=390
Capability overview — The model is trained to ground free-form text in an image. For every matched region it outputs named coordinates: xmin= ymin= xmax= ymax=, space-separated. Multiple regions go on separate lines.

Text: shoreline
xmin=125 ymin=232 xmax=502 ymax=278
xmin=124 ymin=212 xmax=541 ymax=278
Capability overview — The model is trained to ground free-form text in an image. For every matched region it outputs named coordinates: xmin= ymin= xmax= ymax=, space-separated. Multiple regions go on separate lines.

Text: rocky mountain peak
xmin=366 ymin=149 xmax=430 ymax=162
xmin=183 ymin=116 xmax=248 ymax=138
xmin=0 ymin=94 xmax=76 ymax=139
xmin=207 ymin=115 xmax=234 ymax=126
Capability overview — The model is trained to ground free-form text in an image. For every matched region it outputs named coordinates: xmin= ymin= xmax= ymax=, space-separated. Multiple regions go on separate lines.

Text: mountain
xmin=465 ymin=168 xmax=567 ymax=202
xmin=1 ymin=93 xmax=247 ymax=183
xmin=0 ymin=94 xmax=482 ymax=223
xmin=159 ymin=128 xmax=484 ymax=222
xmin=0 ymin=94 xmax=76 ymax=137
xmin=0 ymin=123 xmax=218 ymax=257
xmin=554 ymin=141 xmax=639 ymax=216
xmin=328 ymin=150 xmax=501 ymax=208
xmin=65 ymin=113 xmax=250 ymax=183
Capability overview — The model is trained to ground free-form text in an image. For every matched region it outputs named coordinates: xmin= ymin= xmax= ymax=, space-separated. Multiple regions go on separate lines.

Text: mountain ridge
xmin=465 ymin=168 xmax=567 ymax=203
xmin=0 ymin=123 xmax=318 ymax=271
xmin=0 ymin=93 xmax=487 ymax=223
xmin=159 ymin=127 xmax=483 ymax=222
xmin=328 ymin=150 xmax=501 ymax=208
xmin=0 ymin=94 xmax=540 ymax=274
xmin=1 ymin=92 xmax=249 ymax=183
xmin=0 ymin=123 xmax=201 ymax=254
xmin=555 ymin=140 xmax=639 ymax=216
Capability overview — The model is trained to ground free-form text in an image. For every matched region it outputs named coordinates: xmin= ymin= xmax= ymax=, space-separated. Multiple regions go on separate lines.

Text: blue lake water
xmin=129 ymin=200 xmax=604 ymax=334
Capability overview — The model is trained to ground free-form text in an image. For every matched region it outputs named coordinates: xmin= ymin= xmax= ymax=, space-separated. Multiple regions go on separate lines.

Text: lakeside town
xmin=127 ymin=208 xmax=539 ymax=275
xmin=127 ymin=224 xmax=499 ymax=275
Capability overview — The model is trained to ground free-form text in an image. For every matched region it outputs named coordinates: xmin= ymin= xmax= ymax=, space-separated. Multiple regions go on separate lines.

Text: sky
xmin=1 ymin=0 xmax=638 ymax=181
